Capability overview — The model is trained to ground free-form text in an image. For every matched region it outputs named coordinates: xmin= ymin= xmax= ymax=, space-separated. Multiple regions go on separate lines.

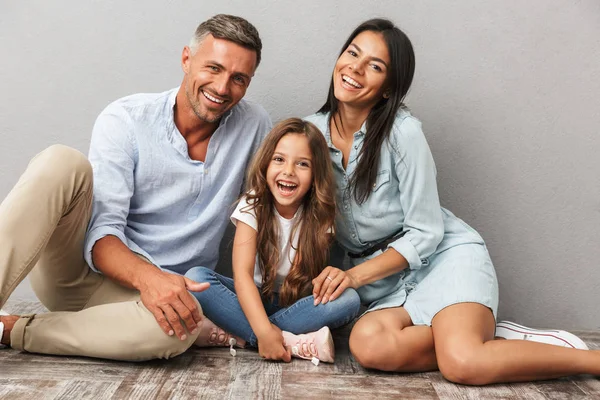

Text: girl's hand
xmin=312 ymin=266 xmax=359 ymax=305
xmin=257 ymin=324 xmax=292 ymax=362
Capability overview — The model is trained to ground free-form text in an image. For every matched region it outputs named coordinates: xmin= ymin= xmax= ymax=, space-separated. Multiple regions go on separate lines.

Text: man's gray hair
xmin=189 ymin=14 xmax=262 ymax=67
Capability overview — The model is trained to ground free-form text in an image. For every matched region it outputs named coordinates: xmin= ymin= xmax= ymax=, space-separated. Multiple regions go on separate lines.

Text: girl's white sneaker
xmin=282 ymin=326 xmax=335 ymax=363
xmin=495 ymin=320 xmax=589 ymax=350
xmin=194 ymin=317 xmax=238 ymax=347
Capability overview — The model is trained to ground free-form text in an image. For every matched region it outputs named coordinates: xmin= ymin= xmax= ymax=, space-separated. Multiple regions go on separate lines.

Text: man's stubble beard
xmin=185 ymin=84 xmax=222 ymax=124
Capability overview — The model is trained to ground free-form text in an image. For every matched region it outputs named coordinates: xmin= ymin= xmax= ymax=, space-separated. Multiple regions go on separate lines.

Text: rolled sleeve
xmin=388 ymin=117 xmax=444 ymax=270
xmin=84 ymin=104 xmax=137 ymax=271
xmin=84 ymin=226 xmax=129 ymax=272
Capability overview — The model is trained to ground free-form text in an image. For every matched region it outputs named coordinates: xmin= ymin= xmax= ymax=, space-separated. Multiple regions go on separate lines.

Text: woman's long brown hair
xmin=243 ymin=118 xmax=336 ymax=306
xmin=319 ymin=18 xmax=415 ymax=204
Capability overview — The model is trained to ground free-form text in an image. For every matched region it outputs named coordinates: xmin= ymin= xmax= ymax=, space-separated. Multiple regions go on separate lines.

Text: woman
xmin=305 ymin=18 xmax=599 ymax=385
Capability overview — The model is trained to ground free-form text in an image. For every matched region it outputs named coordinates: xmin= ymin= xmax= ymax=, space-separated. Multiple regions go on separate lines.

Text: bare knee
xmin=437 ymin=348 xmax=489 ymax=385
xmin=349 ymin=321 xmax=408 ymax=371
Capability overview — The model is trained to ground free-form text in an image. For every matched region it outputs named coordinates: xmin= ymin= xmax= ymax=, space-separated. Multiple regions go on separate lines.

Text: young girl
xmin=185 ymin=118 xmax=361 ymax=363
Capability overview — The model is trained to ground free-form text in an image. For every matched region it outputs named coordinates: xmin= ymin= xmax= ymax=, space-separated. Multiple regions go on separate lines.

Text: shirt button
xmin=204 ymin=169 xmax=209 ymax=175
xmin=373 ymin=183 xmax=377 ymax=188
xmin=352 ymin=234 xmax=356 ymax=238
xmin=354 ymin=145 xmax=358 ymax=149
xmin=344 ymin=205 xmax=349 ymax=209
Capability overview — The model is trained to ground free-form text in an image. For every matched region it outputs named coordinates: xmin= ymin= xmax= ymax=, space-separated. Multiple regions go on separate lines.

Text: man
xmin=0 ymin=14 xmax=271 ymax=361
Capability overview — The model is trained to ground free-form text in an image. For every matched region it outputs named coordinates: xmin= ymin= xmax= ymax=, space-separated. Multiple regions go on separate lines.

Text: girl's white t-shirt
xmin=230 ymin=195 xmax=301 ymax=291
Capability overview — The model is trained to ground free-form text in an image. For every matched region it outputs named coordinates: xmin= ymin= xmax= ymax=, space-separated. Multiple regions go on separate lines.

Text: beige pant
xmin=0 ymin=145 xmax=199 ymax=361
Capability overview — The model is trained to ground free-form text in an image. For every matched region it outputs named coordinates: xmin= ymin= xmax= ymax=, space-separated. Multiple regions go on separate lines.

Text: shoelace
xmin=208 ymin=328 xmax=232 ymax=345
xmin=289 ymin=339 xmax=318 ymax=359
xmin=289 ymin=339 xmax=321 ymax=366
xmin=206 ymin=327 xmax=238 ymax=357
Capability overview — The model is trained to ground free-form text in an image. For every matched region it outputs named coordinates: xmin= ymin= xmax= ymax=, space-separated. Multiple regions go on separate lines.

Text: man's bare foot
xmin=0 ymin=314 xmax=19 ymax=346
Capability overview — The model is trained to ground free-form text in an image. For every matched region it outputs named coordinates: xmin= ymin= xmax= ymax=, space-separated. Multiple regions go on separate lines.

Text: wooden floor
xmin=1 ymin=300 xmax=599 ymax=400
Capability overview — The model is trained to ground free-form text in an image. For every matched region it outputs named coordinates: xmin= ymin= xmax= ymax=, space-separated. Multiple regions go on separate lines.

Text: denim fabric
xmin=304 ymin=111 xmax=498 ymax=324
xmin=185 ymin=267 xmax=361 ymax=347
xmin=84 ymin=88 xmax=271 ymax=274
xmin=304 ymin=111 xmax=485 ymax=272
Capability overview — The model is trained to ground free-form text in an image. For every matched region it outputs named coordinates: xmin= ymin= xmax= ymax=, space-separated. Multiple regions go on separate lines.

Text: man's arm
xmin=85 ymin=104 xmax=207 ymax=339
xmin=92 ymin=236 xmax=208 ymax=340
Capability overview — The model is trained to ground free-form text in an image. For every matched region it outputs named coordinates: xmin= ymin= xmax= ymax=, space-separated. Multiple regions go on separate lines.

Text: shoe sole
xmin=316 ymin=326 xmax=335 ymax=363
xmin=495 ymin=320 xmax=588 ymax=350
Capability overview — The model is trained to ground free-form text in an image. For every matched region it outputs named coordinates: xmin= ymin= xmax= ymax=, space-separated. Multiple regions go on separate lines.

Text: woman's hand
xmin=256 ymin=324 xmax=292 ymax=362
xmin=312 ymin=266 xmax=359 ymax=305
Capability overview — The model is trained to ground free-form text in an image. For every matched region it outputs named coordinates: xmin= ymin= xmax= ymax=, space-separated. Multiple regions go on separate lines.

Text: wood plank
xmin=533 ymin=378 xmax=589 ymax=400
xmin=0 ymin=379 xmax=65 ymax=400
xmin=431 ymin=372 xmax=549 ymax=400
xmin=280 ymin=373 xmax=438 ymax=399
xmin=53 ymin=380 xmax=120 ymax=400
xmin=0 ymin=360 xmax=133 ymax=382
xmin=227 ymin=356 xmax=282 ymax=399
xmin=3 ymin=299 xmax=600 ymax=400
xmin=568 ymin=375 xmax=600 ymax=399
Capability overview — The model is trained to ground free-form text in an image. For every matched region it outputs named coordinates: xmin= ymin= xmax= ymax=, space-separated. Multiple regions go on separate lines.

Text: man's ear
xmin=182 ymin=46 xmax=191 ymax=73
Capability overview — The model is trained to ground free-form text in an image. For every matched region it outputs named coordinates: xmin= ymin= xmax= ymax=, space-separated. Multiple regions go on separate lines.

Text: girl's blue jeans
xmin=184 ymin=266 xmax=361 ymax=347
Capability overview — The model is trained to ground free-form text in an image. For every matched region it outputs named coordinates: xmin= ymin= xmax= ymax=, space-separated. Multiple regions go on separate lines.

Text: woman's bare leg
xmin=349 ymin=307 xmax=438 ymax=372
xmin=432 ymin=302 xmax=600 ymax=385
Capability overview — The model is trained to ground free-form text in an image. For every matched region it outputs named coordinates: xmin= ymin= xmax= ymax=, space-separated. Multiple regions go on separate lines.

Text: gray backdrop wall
xmin=1 ymin=1 xmax=599 ymax=330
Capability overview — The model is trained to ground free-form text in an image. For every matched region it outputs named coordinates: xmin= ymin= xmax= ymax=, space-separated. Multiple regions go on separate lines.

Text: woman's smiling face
xmin=332 ymin=30 xmax=391 ymax=110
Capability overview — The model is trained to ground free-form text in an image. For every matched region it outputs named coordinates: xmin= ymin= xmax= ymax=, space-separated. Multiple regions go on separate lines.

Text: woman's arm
xmin=313 ymin=247 xmax=408 ymax=304
xmin=232 ymin=221 xmax=291 ymax=362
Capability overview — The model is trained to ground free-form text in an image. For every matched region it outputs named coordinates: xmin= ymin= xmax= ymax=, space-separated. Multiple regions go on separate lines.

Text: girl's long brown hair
xmin=243 ymin=118 xmax=336 ymax=306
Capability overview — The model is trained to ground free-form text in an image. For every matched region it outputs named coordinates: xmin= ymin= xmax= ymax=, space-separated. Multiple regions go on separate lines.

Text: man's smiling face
xmin=182 ymin=34 xmax=257 ymax=123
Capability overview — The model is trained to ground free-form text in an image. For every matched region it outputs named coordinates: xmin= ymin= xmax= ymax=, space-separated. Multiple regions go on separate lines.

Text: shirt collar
xmin=322 ymin=112 xmax=367 ymax=149
xmin=167 ymin=87 xmax=237 ymax=156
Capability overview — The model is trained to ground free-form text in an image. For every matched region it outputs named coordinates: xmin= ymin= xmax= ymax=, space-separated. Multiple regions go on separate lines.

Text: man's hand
xmin=312 ymin=266 xmax=359 ymax=305
xmin=138 ymin=269 xmax=209 ymax=340
xmin=256 ymin=324 xmax=292 ymax=362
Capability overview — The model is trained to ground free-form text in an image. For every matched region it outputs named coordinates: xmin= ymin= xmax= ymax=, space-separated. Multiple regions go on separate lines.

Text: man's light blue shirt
xmin=84 ymin=88 xmax=271 ymax=274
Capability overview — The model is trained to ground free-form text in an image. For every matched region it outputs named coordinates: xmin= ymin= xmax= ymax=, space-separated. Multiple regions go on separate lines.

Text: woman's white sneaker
xmin=495 ymin=320 xmax=589 ymax=350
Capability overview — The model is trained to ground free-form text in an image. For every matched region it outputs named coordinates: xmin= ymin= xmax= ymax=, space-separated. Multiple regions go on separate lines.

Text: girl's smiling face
xmin=333 ymin=30 xmax=390 ymax=110
xmin=266 ymin=133 xmax=313 ymax=219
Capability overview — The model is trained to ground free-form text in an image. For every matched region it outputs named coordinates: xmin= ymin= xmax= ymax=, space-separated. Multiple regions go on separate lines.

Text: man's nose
xmin=212 ymin=74 xmax=231 ymax=96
